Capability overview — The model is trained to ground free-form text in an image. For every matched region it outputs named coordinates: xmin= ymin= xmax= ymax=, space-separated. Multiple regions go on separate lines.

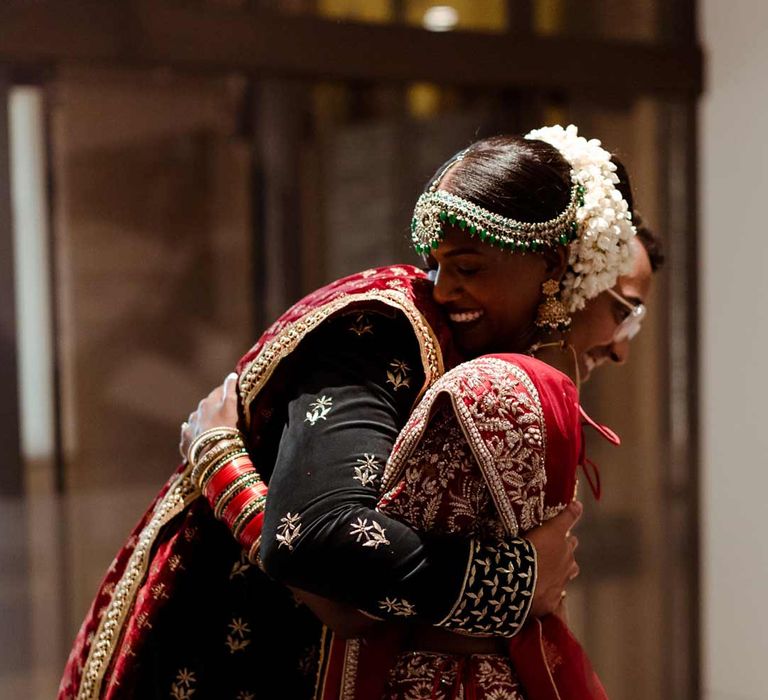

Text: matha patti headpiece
xmin=410 ymin=150 xmax=584 ymax=255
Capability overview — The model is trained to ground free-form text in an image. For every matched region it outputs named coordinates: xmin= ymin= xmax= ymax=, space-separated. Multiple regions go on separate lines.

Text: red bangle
xmin=238 ymin=510 xmax=265 ymax=550
xmin=203 ymin=456 xmax=255 ymax=502
xmin=222 ymin=487 xmax=266 ymax=530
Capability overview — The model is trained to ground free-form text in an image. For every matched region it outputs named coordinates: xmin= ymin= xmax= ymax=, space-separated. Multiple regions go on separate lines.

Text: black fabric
xmin=259 ymin=311 xmax=470 ymax=622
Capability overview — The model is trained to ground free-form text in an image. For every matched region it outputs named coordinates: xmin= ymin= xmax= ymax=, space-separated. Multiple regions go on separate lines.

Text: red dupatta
xmin=59 ymin=265 xmax=456 ymax=700
xmin=320 ymin=354 xmax=612 ymax=699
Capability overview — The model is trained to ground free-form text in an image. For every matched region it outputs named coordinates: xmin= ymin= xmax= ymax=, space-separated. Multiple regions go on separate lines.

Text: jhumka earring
xmin=535 ymin=279 xmax=571 ymax=332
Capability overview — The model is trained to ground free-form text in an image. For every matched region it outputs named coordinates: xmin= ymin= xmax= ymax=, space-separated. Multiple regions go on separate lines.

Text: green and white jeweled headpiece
xmin=410 ymin=151 xmax=584 ymax=256
xmin=525 ymin=124 xmax=637 ymax=312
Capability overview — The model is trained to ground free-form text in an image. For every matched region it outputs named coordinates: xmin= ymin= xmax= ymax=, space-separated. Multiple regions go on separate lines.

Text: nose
xmin=609 ymin=338 xmax=630 ymax=365
xmin=432 ymin=268 xmax=462 ymax=306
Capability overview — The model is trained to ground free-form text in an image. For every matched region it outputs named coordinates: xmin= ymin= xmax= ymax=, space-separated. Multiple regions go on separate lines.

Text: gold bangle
xmin=188 ymin=427 xmax=242 ymax=465
xmin=190 ymin=439 xmax=244 ymax=486
xmin=214 ymin=471 xmax=263 ymax=520
xmin=197 ymin=449 xmax=249 ymax=492
xmin=232 ymin=496 xmax=268 ymax=541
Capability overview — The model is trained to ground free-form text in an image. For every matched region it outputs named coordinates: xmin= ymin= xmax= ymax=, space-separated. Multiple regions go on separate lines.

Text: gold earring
xmin=536 ymin=279 xmax=571 ymax=332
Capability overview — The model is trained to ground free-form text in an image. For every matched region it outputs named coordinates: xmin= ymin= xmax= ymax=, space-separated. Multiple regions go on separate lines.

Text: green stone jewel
xmin=469 ymin=225 xmax=477 ymax=236
xmin=431 ymin=239 xmax=439 ymax=250
xmin=448 ymin=213 xmax=457 ymax=225
xmin=559 ymin=233 xmax=569 ymax=245
xmin=531 ymin=241 xmax=540 ymax=252
xmin=458 ymin=219 xmax=467 ymax=230
xmin=479 ymin=230 xmax=488 ymax=241
xmin=411 ymin=218 xmax=417 ymax=232
xmin=439 ymin=210 xmax=448 ymax=223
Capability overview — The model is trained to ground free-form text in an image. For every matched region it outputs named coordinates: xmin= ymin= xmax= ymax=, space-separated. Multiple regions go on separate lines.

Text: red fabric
xmin=323 ymin=353 xmax=614 ymax=700
xmin=508 ymin=616 xmax=609 ymax=700
xmin=58 ymin=264 xmax=454 ymax=700
xmin=202 ymin=457 xmax=255 ymax=501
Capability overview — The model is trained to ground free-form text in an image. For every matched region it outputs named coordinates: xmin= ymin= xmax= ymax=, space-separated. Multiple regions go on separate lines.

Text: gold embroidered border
xmin=238 ymin=289 xmax=444 ymax=427
xmin=381 ymin=357 xmax=547 ymax=537
xmin=340 ymin=639 xmax=361 ymax=700
xmin=76 ymin=470 xmax=198 ymax=700
xmin=453 ymin=358 xmax=546 ymax=537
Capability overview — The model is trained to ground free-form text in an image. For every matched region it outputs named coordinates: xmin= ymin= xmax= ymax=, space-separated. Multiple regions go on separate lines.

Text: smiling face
xmin=567 ymin=237 xmax=653 ymax=382
xmin=430 ymin=227 xmax=561 ymax=357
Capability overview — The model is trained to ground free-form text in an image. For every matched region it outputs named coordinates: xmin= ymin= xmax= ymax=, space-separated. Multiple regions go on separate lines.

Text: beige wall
xmin=700 ymin=2 xmax=768 ymax=699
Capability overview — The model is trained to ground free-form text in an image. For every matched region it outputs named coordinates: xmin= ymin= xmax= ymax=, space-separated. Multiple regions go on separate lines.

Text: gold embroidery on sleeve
xmin=386 ymin=359 xmax=412 ymax=391
xmin=276 ymin=512 xmax=302 ymax=551
xmin=305 ymin=395 xmax=333 ymax=425
xmin=378 ymin=597 xmax=417 ymax=617
xmin=353 ymin=454 xmax=381 ymax=487
xmin=349 ymin=517 xmax=390 ymax=549
xmin=226 ymin=617 xmax=252 ymax=654
xmin=348 ymin=312 xmax=374 ymax=337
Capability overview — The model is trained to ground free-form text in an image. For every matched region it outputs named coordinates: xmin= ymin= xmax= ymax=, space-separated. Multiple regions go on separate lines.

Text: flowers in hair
xmin=525 ymin=124 xmax=636 ymax=312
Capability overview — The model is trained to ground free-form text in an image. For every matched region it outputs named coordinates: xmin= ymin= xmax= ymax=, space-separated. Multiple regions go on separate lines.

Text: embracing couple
xmin=60 ymin=124 xmax=663 ymax=700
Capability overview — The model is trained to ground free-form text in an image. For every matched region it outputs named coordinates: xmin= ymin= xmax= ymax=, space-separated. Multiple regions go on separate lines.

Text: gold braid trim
xmin=381 ymin=358 xmax=546 ymax=537
xmin=238 ymin=288 xmax=444 ymax=427
xmin=77 ymin=287 xmax=443 ymax=700
xmin=76 ymin=469 xmax=197 ymax=700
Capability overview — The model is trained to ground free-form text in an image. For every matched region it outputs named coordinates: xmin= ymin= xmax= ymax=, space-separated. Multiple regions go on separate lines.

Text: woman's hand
xmin=180 ymin=372 xmax=240 ymax=461
xmin=526 ymin=500 xmax=582 ymax=617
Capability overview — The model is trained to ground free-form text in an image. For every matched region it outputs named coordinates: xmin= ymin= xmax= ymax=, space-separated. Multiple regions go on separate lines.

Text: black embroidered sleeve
xmin=259 ymin=310 xmax=536 ymax=632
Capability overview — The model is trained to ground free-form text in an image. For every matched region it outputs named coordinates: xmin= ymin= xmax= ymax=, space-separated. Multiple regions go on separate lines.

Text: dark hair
xmin=430 ymin=135 xmax=665 ymax=271
xmin=632 ymin=212 xmax=665 ymax=271
xmin=612 ymin=157 xmax=665 ymax=272
xmin=430 ymin=135 xmax=573 ymax=225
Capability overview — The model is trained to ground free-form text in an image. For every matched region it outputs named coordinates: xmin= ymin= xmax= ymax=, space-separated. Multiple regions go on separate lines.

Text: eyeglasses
xmin=606 ymin=288 xmax=646 ymax=343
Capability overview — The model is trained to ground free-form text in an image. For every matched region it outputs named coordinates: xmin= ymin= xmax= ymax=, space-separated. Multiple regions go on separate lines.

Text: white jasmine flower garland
xmin=525 ymin=124 xmax=636 ymax=312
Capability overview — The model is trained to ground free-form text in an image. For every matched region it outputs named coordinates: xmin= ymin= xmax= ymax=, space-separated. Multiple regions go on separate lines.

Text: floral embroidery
xmin=353 ymin=453 xmax=381 ymax=487
xmin=226 ymin=617 xmax=252 ymax=654
xmin=305 ymin=395 xmax=333 ymax=425
xmin=276 ymin=512 xmax=302 ymax=551
xmin=381 ymin=357 xmax=549 ymax=538
xmin=167 ymin=554 xmax=184 ymax=572
xmin=383 ymin=652 xmax=523 ymax=699
xmin=378 ymin=596 xmax=416 ymax=617
xmin=229 ymin=550 xmax=252 ymax=579
xmin=350 ymin=517 xmax=390 ymax=549
xmin=348 ymin=312 xmax=374 ymax=337
xmin=542 ymin=636 xmax=564 ymax=673
xmin=437 ymin=539 xmax=536 ymax=636
xmin=151 ymin=583 xmax=169 ymax=601
xmin=170 ymin=668 xmax=197 ymax=699
xmin=387 ymin=359 xmax=411 ymax=391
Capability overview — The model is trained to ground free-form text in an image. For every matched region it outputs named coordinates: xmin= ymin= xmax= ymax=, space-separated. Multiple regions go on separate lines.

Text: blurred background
xmin=0 ymin=1 xmax=763 ymax=699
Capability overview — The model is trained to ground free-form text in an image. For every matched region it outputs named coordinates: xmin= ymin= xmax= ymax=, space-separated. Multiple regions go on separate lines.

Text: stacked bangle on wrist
xmin=188 ymin=426 xmax=268 ymax=561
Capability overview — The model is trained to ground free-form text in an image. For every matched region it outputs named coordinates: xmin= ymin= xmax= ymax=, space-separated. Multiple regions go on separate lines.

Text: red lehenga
xmin=318 ymin=354 xmax=613 ymax=700
xmin=58 ymin=265 xmax=455 ymax=700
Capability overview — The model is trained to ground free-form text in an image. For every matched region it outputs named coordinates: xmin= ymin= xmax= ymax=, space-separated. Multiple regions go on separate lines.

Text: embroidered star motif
xmin=175 ymin=669 xmax=196 ymax=687
xmin=350 ymin=517 xmax=390 ymax=549
xmin=378 ymin=596 xmax=416 ymax=617
xmin=230 ymin=551 xmax=252 ymax=579
xmin=228 ymin=618 xmax=251 ymax=638
xmin=353 ymin=453 xmax=381 ymax=487
xmin=276 ymin=512 xmax=302 ymax=550
xmin=305 ymin=395 xmax=333 ymax=425
xmin=348 ymin=312 xmax=374 ymax=337
xmin=386 ymin=359 xmax=411 ymax=391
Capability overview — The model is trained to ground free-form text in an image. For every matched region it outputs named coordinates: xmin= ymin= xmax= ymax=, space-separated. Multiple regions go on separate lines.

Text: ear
xmin=542 ymin=246 xmax=569 ymax=281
